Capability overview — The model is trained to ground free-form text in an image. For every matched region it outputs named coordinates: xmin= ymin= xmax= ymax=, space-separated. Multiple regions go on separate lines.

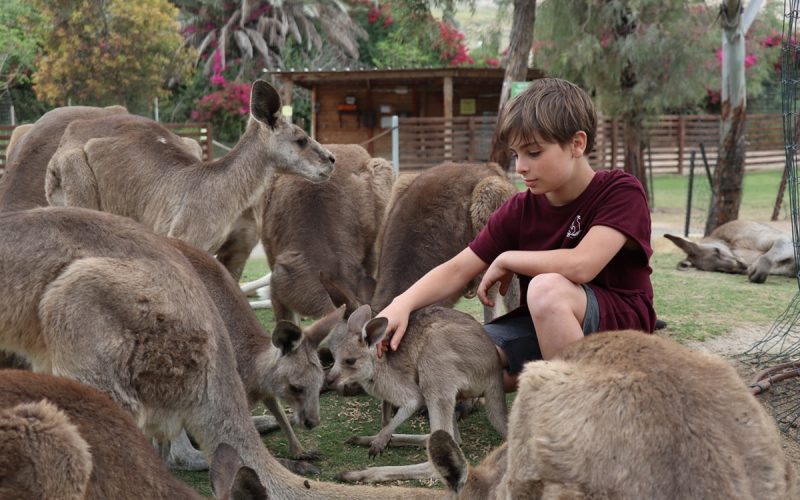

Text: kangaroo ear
xmin=304 ymin=304 xmax=346 ymax=349
xmin=346 ymin=303 xmax=374 ymax=332
xmin=664 ymin=234 xmax=700 ymax=257
xmin=427 ymin=430 xmax=468 ymax=493
xmin=210 ymin=443 xmax=243 ymax=498
xmin=272 ymin=320 xmax=303 ymax=355
xmin=363 ymin=317 xmax=388 ymax=347
xmin=231 ymin=466 xmax=268 ymax=500
xmin=250 ymin=80 xmax=281 ymax=128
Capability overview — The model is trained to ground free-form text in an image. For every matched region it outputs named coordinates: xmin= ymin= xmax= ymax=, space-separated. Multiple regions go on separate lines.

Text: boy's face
xmin=509 ymin=137 xmax=575 ymax=196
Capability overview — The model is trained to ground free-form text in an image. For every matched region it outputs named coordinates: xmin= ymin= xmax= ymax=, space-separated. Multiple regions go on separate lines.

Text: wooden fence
xmin=398 ymin=113 xmax=785 ymax=172
xmin=0 ymin=122 xmax=213 ymax=174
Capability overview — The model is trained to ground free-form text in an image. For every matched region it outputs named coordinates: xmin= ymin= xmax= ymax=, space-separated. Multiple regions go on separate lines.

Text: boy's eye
xmin=527 ymin=150 xmax=541 ymax=157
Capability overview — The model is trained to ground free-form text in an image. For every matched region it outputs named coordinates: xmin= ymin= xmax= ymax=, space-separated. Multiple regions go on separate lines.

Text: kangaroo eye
xmin=289 ymin=384 xmax=303 ymax=394
xmin=297 ymin=137 xmax=308 ymax=147
xmin=345 ymin=358 xmax=356 ymax=366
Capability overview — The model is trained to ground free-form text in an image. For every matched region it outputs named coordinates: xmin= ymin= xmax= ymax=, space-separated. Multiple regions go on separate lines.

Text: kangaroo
xmin=44 ymin=80 xmax=335 ymax=277
xmin=0 ymin=370 xmax=267 ymax=500
xmin=665 ymin=219 xmax=796 ymax=283
xmin=167 ymin=237 xmax=343 ymax=468
xmin=327 ymin=303 xmax=507 ymax=483
xmin=262 ymin=143 xmax=395 ymax=322
xmin=0 ymin=105 xmax=128 ymax=212
xmin=428 ymin=331 xmax=798 ymax=499
xmin=0 ymin=207 xmax=442 ymax=499
xmin=372 ymin=162 xmax=519 ymax=321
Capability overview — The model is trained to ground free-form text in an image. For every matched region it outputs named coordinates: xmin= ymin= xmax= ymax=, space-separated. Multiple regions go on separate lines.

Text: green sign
xmin=510 ymin=81 xmax=532 ymax=98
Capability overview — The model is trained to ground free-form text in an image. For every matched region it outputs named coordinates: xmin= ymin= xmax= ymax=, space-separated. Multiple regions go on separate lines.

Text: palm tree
xmin=176 ymin=0 xmax=367 ymax=76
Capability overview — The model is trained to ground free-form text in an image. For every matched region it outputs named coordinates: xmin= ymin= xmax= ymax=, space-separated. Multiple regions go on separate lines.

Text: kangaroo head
xmin=428 ymin=429 xmax=509 ymax=499
xmin=249 ymin=79 xmax=335 ymax=183
xmin=326 ymin=304 xmax=385 ymax=390
xmin=269 ymin=306 xmax=344 ymax=429
xmin=664 ymin=234 xmax=747 ymax=274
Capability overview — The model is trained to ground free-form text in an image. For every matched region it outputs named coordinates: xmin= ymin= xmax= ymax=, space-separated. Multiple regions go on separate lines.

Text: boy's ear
xmin=571 ymin=131 xmax=587 ymax=158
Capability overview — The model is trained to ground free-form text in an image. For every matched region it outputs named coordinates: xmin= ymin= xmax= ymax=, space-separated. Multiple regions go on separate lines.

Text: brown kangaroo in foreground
xmin=428 ymin=331 xmax=797 ymax=499
xmin=44 ymin=80 xmax=335 ymax=280
xmin=326 ymin=304 xmax=507 ymax=483
xmin=0 ymin=370 xmax=267 ymax=500
xmin=665 ymin=219 xmax=796 ymax=283
xmin=0 ymin=207 xmax=440 ymax=499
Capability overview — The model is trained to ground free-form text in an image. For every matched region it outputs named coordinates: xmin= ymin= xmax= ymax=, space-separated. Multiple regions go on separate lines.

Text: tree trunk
xmin=706 ymin=0 xmax=762 ymax=234
xmin=623 ymin=118 xmax=648 ymax=202
xmin=490 ymin=0 xmax=536 ymax=170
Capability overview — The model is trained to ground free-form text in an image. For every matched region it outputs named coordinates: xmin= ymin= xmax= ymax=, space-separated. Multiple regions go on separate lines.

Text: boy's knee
xmin=526 ymin=273 xmax=571 ymax=307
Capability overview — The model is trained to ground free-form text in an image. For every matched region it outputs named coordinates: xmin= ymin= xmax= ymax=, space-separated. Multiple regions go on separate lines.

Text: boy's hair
xmin=497 ymin=78 xmax=596 ymax=154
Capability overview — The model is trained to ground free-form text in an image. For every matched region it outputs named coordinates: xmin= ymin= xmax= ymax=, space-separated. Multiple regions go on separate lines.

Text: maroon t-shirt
xmin=469 ymin=169 xmax=656 ymax=332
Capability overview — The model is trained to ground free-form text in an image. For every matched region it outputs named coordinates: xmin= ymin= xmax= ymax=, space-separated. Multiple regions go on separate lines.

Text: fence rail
xmin=398 ymin=113 xmax=785 ymax=172
xmin=0 ymin=122 xmax=213 ymax=173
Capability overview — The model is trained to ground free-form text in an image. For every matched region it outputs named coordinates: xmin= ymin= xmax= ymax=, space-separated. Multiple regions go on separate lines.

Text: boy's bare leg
xmin=528 ymin=273 xmax=587 ymax=359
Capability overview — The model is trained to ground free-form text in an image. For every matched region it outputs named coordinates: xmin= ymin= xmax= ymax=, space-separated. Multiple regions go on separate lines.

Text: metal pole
xmin=391 ymin=115 xmax=399 ymax=175
xmin=685 ymin=150 xmax=696 ymax=237
xmin=154 ymin=97 xmax=159 ymax=122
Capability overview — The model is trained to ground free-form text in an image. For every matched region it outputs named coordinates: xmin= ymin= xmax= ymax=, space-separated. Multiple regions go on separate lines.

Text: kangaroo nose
xmin=304 ymin=418 xmax=317 ymax=430
xmin=328 ymin=154 xmax=336 ymax=164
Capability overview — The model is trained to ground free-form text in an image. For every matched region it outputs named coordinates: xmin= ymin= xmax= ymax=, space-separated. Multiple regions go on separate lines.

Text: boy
xmin=376 ymin=78 xmax=655 ymax=392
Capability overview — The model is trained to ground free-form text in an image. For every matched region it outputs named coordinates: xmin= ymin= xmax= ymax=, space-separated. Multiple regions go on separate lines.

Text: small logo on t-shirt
xmin=566 ymin=215 xmax=582 ymax=238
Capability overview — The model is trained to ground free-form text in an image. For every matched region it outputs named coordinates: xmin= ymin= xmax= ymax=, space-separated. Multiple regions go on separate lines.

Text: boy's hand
xmin=477 ymin=259 xmax=513 ymax=307
xmin=375 ymin=301 xmax=410 ymax=358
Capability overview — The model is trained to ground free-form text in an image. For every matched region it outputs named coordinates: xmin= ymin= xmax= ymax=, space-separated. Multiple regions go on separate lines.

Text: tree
xmin=535 ymin=0 xmax=716 ymax=200
xmin=706 ymin=0 xmax=764 ymax=234
xmin=0 ymin=0 xmax=46 ymax=122
xmin=33 ymin=0 xmax=194 ymax=113
xmin=177 ymin=0 xmax=368 ymax=78
xmin=490 ymin=0 xmax=536 ymax=168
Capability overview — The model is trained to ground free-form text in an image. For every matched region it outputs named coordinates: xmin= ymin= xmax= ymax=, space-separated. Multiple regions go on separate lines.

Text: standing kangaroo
xmin=428 ymin=331 xmax=797 ymax=499
xmin=327 ymin=304 xmax=507 ymax=483
xmin=0 ymin=370 xmax=267 ymax=500
xmin=262 ymin=143 xmax=395 ymax=322
xmin=0 ymin=207 xmax=440 ymax=499
xmin=44 ymin=80 xmax=335 ymax=276
xmin=0 ymin=105 xmax=128 ymax=212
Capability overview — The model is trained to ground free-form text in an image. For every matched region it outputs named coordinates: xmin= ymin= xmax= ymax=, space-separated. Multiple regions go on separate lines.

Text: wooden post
xmin=610 ymin=119 xmax=618 ymax=169
xmin=678 ymin=114 xmax=686 ymax=175
xmin=310 ymin=85 xmax=317 ymax=140
xmin=444 ymin=76 xmax=453 ymax=160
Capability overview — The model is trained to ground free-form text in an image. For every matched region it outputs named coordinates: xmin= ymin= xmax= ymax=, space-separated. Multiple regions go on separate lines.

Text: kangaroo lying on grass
xmin=262 ymin=143 xmax=394 ymax=322
xmin=665 ymin=219 xmax=796 ymax=283
xmin=0 ymin=370 xmax=267 ymax=500
xmin=326 ymin=304 xmax=507 ymax=483
xmin=428 ymin=331 xmax=797 ymax=499
xmin=44 ymin=80 xmax=335 ymax=280
xmin=167 ymin=238 xmax=343 ymax=469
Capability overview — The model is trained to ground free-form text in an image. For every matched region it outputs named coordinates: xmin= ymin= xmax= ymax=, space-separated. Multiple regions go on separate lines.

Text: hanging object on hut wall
xmin=337 ymin=95 xmax=358 ymax=112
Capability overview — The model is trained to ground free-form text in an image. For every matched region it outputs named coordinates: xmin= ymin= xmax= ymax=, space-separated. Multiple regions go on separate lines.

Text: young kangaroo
xmin=326 ymin=304 xmax=507 ymax=482
xmin=428 ymin=331 xmax=798 ymax=499
xmin=167 ymin=238 xmax=343 ymax=468
xmin=0 ymin=370 xmax=267 ymax=500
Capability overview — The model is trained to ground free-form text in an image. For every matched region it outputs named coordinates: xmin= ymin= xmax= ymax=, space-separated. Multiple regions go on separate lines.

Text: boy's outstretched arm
xmin=477 ymin=225 xmax=628 ymax=303
xmin=375 ymin=247 xmax=488 ymax=357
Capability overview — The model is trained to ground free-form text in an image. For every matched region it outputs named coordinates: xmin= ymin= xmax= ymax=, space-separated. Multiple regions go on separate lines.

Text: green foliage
xmin=0 ymin=0 xmax=44 ymax=86
xmin=32 ymin=0 xmax=195 ymax=113
xmin=536 ymin=0 xmax=715 ymax=121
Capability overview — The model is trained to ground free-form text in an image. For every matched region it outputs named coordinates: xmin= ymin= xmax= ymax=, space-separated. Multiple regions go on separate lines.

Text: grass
xmin=176 ymin=167 xmax=796 ymax=495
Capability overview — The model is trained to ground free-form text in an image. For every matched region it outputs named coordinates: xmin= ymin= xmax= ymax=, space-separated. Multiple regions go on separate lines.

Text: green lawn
xmin=177 ymin=167 xmax=797 ymax=495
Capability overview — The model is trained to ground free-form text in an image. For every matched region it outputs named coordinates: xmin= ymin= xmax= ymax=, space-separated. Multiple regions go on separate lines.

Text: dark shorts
xmin=483 ymin=284 xmax=600 ymax=374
